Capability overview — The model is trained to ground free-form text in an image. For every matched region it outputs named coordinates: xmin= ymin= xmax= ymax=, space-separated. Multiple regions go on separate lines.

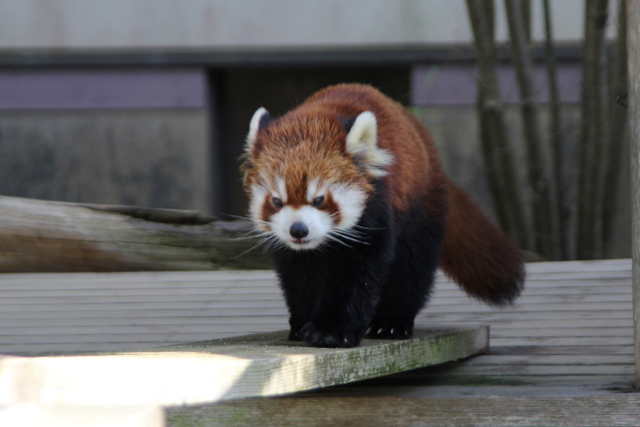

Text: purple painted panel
xmin=0 ymin=69 xmax=207 ymax=110
xmin=411 ymin=63 xmax=581 ymax=106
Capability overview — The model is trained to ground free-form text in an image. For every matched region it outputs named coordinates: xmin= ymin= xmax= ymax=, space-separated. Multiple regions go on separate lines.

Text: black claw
xmin=299 ymin=322 xmax=360 ymax=348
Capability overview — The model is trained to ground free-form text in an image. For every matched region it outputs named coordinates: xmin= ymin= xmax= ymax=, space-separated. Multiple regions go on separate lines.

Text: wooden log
xmin=0 ymin=327 xmax=488 ymax=407
xmin=0 ymin=195 xmax=271 ymax=272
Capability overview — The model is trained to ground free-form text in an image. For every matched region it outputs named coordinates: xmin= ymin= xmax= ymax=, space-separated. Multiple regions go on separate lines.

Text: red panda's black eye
xmin=272 ymin=197 xmax=283 ymax=208
xmin=312 ymin=196 xmax=325 ymax=207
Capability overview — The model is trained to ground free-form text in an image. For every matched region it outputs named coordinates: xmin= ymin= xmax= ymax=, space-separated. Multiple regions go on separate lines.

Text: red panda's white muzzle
xmin=249 ymin=177 xmax=369 ymax=251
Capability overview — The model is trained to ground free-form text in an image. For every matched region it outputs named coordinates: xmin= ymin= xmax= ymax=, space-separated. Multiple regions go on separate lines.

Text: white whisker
xmin=332 ymin=231 xmax=370 ymax=245
xmin=326 ymin=234 xmax=353 ymax=248
xmin=231 ymin=238 xmax=269 ymax=258
xmin=353 ymin=224 xmax=386 ymax=231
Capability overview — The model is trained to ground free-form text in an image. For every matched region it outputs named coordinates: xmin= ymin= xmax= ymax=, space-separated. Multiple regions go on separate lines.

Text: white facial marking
xmin=249 ymin=184 xmax=269 ymax=231
xmin=276 ymin=177 xmax=287 ymax=203
xmin=306 ymin=178 xmax=320 ymax=202
xmin=271 ymin=205 xmax=333 ymax=250
xmin=329 ymin=184 xmax=367 ymax=230
xmin=251 ymin=177 xmax=368 ymax=251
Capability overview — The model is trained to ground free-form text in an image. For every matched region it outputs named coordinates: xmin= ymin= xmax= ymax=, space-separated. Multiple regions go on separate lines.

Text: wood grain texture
xmin=166 ymin=395 xmax=640 ymax=427
xmin=0 ymin=259 xmax=635 ymax=426
xmin=0 ymin=327 xmax=488 ymax=407
xmin=0 ymin=403 xmax=163 ymax=427
xmin=627 ymin=0 xmax=640 ymax=389
xmin=0 ymin=195 xmax=270 ymax=273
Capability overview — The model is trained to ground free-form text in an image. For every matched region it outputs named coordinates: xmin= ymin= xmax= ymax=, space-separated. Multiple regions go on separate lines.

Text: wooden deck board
xmin=0 ymin=259 xmax=636 ymax=403
xmin=166 ymin=395 xmax=640 ymax=427
xmin=0 ymin=328 xmax=488 ymax=407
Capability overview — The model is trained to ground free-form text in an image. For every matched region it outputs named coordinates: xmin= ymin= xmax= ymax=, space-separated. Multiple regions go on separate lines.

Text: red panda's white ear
xmin=345 ymin=111 xmax=394 ymax=177
xmin=246 ymin=107 xmax=271 ymax=152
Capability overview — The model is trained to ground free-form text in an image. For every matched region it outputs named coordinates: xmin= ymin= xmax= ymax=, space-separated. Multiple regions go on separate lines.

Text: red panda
xmin=241 ymin=83 xmax=524 ymax=348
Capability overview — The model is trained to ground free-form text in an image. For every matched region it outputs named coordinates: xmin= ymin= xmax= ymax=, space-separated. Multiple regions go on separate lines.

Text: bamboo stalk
xmin=504 ymin=0 xmax=561 ymax=260
xmin=542 ymin=0 xmax=569 ymax=260
xmin=603 ymin=0 xmax=629 ymax=254
xmin=466 ymin=0 xmax=528 ymax=247
xmin=578 ymin=0 xmax=610 ymax=260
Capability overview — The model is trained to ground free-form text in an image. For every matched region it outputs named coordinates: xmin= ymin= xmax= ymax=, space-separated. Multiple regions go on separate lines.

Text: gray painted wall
xmin=0 ymin=0 xmax=619 ymax=50
xmin=0 ymin=110 xmax=211 ymax=213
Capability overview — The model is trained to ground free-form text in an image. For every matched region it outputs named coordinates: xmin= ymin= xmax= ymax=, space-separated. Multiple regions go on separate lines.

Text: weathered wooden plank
xmin=458 ymin=354 xmax=634 ymax=366
xmin=0 ymin=403 xmax=163 ymax=427
xmin=481 ymin=319 xmax=633 ymax=328
xmin=488 ymin=345 xmax=635 ymax=356
xmin=489 ymin=337 xmax=633 ymax=347
xmin=0 ymin=315 xmax=288 ymax=328
xmin=413 ymin=364 xmax=635 ymax=377
xmin=0 ymin=326 xmax=631 ymax=345
xmin=489 ymin=327 xmax=632 ymax=338
xmin=0 ymin=317 xmax=631 ymax=334
xmin=345 ymin=373 xmax=635 ymax=390
xmin=522 ymin=271 xmax=632 ymax=280
xmin=424 ymin=311 xmax=633 ymax=322
xmin=0 ymin=282 xmax=632 ymax=301
xmin=524 ymin=259 xmax=631 ymax=272
xmin=326 ymin=380 xmax=636 ymax=398
xmin=0 ymin=308 xmax=629 ymax=323
xmin=0 ymin=288 xmax=633 ymax=305
xmin=2 ymin=299 xmax=632 ymax=315
xmin=165 ymin=395 xmax=640 ymax=427
xmin=0 ymin=327 xmax=488 ymax=407
xmin=0 ymin=270 xmax=278 ymax=285
xmin=0 ymin=261 xmax=630 ymax=287
xmin=0 ymin=259 xmax=634 ymax=395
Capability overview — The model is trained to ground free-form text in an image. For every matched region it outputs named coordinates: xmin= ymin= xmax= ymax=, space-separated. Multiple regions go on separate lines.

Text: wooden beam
xmin=628 ymin=0 xmax=640 ymax=389
xmin=0 ymin=327 xmax=488 ymax=407
xmin=0 ymin=195 xmax=270 ymax=273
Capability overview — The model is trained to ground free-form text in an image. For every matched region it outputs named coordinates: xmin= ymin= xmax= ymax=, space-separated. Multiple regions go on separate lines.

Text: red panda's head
xmin=241 ymin=107 xmax=393 ymax=250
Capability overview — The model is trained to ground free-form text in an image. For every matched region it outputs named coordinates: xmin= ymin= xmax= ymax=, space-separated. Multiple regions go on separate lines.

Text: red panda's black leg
xmin=295 ymin=274 xmax=383 ymax=348
xmin=274 ymin=231 xmax=393 ymax=348
xmin=367 ymin=215 xmax=445 ymax=339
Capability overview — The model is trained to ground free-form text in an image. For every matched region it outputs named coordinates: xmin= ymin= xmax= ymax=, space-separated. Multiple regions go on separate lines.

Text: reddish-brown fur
xmin=244 ymin=83 xmax=523 ymax=307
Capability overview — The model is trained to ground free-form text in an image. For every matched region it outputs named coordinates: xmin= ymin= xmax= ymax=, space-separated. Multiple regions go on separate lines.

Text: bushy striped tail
xmin=440 ymin=180 xmax=525 ymax=306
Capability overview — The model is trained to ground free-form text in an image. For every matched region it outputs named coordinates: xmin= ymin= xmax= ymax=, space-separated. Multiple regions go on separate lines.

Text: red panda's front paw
xmin=299 ymin=322 xmax=361 ymax=348
xmin=288 ymin=329 xmax=303 ymax=341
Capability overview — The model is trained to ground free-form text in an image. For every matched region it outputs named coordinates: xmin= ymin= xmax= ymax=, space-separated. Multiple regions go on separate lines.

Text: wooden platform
xmin=0 ymin=259 xmax=638 ymax=426
xmin=0 ymin=327 xmax=487 ymax=407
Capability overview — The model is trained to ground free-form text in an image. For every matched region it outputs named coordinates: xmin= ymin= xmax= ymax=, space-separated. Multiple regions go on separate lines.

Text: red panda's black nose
xmin=290 ymin=222 xmax=309 ymax=239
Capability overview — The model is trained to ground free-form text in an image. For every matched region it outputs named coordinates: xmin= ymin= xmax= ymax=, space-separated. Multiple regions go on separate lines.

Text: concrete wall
xmin=0 ymin=0 xmax=619 ymax=50
xmin=0 ymin=110 xmax=211 ymax=212
xmin=0 ymin=70 xmax=212 ymax=213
